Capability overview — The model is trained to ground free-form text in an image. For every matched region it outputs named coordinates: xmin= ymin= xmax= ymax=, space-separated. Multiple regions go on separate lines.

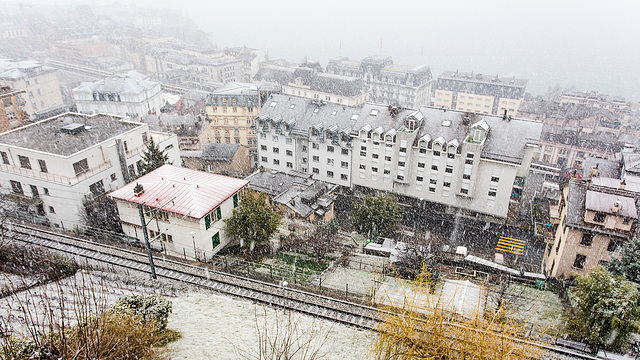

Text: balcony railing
xmin=0 ymin=159 xmax=113 ymax=185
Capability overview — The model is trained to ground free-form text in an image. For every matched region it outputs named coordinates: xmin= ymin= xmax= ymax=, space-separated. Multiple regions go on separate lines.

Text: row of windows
xmin=10 ymin=180 xmax=50 ymax=197
xmin=1 ymin=151 xmax=50 ymax=173
xmin=310 ymin=167 xmax=348 ymax=180
xmin=149 ymin=230 xmax=173 ymax=243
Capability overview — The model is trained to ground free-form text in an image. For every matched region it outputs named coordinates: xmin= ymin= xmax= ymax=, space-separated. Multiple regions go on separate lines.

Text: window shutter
xmin=205 ymin=214 xmax=211 ymax=230
xmin=212 ymin=233 xmax=220 ymax=249
xmin=233 ymin=194 xmax=238 ymax=207
xmin=216 ymin=207 xmax=222 ymax=221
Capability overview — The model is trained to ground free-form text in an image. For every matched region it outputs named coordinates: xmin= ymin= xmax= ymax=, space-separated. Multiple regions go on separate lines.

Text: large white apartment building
xmin=0 ymin=113 xmax=179 ymax=229
xmin=256 ymin=96 xmax=358 ymax=188
xmin=72 ymin=71 xmax=165 ymax=118
xmin=0 ymin=60 xmax=66 ymax=120
xmin=256 ymin=94 xmax=542 ymax=221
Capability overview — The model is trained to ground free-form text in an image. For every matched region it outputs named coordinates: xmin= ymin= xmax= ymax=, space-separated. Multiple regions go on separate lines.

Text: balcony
xmin=513 ymin=176 xmax=526 ymax=188
xmin=548 ymin=204 xmax=561 ymax=223
xmin=0 ymin=160 xmax=113 ymax=186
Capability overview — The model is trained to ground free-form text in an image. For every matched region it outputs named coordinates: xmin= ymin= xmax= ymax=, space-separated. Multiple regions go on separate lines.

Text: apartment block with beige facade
xmin=544 ymin=178 xmax=639 ymax=278
xmin=0 ymin=86 xmax=26 ymax=132
xmin=0 ymin=60 xmax=65 ymax=120
xmin=433 ymin=71 xmax=527 ymax=117
xmin=202 ymin=82 xmax=262 ymax=148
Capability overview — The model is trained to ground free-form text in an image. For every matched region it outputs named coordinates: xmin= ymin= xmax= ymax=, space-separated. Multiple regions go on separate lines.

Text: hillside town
xmin=0 ymin=2 xmax=640 ymax=360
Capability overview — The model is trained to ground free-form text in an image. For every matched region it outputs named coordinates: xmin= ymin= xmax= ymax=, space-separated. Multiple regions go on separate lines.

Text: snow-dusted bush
xmin=111 ymin=294 xmax=173 ymax=330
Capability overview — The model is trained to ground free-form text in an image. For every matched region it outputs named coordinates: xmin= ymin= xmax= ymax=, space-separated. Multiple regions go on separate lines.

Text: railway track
xmin=3 ymin=222 xmax=600 ymax=359
xmin=46 ymin=60 xmax=190 ymax=94
xmin=3 ymin=222 xmax=382 ymax=330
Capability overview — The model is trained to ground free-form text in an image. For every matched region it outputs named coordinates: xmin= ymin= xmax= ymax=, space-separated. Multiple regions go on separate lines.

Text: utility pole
xmin=138 ymin=203 xmax=157 ymax=279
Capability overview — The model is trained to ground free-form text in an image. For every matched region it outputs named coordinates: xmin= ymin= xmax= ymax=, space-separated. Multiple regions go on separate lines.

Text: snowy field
xmin=167 ymin=293 xmax=374 ymax=360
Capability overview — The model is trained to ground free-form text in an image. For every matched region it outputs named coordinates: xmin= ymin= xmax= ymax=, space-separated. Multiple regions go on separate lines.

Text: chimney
xmin=589 ymin=164 xmax=599 ymax=179
xmin=612 ymin=200 xmax=621 ymax=213
xmin=570 ymin=170 xmax=577 ymax=180
xmin=620 ymin=179 xmax=626 ymax=190
xmin=133 ymin=183 xmax=144 ymax=196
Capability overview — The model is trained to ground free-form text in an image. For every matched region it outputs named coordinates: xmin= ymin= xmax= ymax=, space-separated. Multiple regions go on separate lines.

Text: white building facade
xmin=256 ymin=96 xmax=358 ymax=188
xmin=0 ymin=113 xmax=179 ymax=229
xmin=72 ymin=71 xmax=165 ymax=118
xmin=109 ymin=165 xmax=249 ymax=259
xmin=256 ymin=95 xmax=542 ymax=221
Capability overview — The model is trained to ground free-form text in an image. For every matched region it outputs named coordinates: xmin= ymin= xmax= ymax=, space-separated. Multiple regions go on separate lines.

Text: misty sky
xmin=17 ymin=0 xmax=640 ymax=100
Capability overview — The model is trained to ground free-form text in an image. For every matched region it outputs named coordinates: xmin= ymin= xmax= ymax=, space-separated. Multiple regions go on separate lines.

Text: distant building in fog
xmin=326 ymin=55 xmax=432 ymax=109
xmin=255 ymin=62 xmax=369 ymax=106
xmin=433 ymin=71 xmax=527 ymax=117
xmin=72 ymin=71 xmax=164 ymax=118
xmin=0 ymin=60 xmax=66 ymax=121
xmin=559 ymin=90 xmax=629 ymax=111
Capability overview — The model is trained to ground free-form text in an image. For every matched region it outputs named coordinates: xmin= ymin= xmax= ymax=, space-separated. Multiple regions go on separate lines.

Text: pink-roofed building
xmin=109 ymin=164 xmax=249 ymax=259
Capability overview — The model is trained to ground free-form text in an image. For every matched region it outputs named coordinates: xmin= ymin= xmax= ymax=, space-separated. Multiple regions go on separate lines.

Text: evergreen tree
xmin=351 ymin=194 xmax=401 ymax=239
xmin=608 ymin=236 xmax=640 ymax=283
xmin=225 ymin=191 xmax=282 ymax=252
xmin=565 ymin=266 xmax=640 ymax=353
xmin=140 ymin=137 xmax=171 ymax=176
xmin=81 ymin=197 xmax=123 ymax=235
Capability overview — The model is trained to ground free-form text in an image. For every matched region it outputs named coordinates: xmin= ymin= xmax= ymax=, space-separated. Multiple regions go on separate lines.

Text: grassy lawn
xmin=250 ymin=252 xmax=331 ymax=285
xmin=486 ymin=282 xmax=566 ymax=336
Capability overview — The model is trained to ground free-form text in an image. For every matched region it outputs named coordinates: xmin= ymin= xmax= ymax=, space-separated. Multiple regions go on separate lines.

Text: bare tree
xmin=236 ymin=307 xmax=333 ymax=360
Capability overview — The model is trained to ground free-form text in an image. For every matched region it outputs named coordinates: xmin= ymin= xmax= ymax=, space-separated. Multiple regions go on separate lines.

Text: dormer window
xmin=471 ymin=128 xmax=485 ymax=142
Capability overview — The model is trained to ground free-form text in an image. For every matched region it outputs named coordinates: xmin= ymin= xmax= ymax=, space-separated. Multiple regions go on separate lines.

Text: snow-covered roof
xmin=73 ymin=71 xmax=159 ymax=95
xmin=108 ymin=165 xmax=248 ymax=219
xmin=0 ymin=113 xmax=139 ymax=156
xmin=585 ymin=190 xmax=637 ymax=218
xmin=201 ymin=143 xmax=240 ymax=162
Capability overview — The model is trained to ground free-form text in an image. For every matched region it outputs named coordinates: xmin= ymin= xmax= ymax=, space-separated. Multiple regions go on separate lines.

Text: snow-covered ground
xmin=168 ymin=293 xmax=374 ymax=360
xmin=320 ymin=267 xmax=382 ymax=298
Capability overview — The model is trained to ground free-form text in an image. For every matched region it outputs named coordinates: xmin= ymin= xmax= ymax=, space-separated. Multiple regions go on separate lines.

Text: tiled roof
xmin=108 ymin=165 xmax=248 ymax=219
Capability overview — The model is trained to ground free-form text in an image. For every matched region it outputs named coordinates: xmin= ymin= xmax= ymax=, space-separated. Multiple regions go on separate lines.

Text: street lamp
xmin=190 ymin=231 xmax=196 ymax=260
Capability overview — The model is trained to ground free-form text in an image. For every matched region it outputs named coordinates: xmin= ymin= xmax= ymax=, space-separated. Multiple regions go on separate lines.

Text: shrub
xmin=111 ymin=294 xmax=173 ymax=330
